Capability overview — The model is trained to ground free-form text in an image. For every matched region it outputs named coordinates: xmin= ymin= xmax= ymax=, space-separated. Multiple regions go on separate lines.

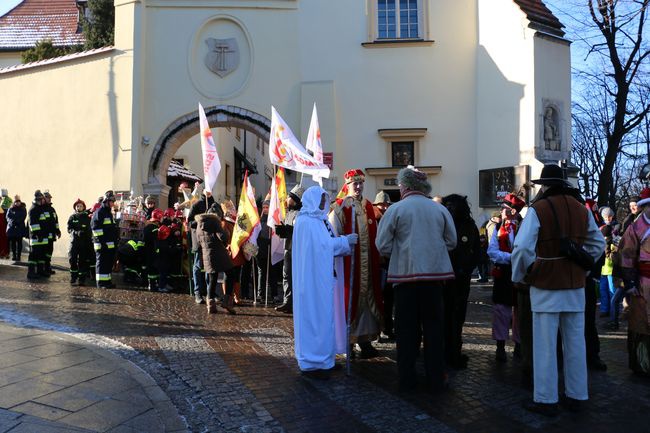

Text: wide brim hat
xmin=373 ymin=191 xmax=391 ymax=205
xmin=531 ymin=164 xmax=570 ymax=186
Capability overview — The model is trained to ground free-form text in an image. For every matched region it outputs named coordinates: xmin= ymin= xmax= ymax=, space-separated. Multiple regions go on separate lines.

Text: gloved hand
xmin=346 ymin=233 xmax=358 ymax=246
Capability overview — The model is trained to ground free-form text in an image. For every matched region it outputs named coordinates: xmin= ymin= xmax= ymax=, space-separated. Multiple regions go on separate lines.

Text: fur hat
xmin=289 ymin=185 xmax=305 ymax=203
xmin=73 ymin=198 xmax=86 ymax=211
xmin=373 ymin=191 xmax=391 ymax=205
xmin=397 ymin=166 xmax=432 ymax=195
xmin=344 ymin=169 xmax=365 ymax=185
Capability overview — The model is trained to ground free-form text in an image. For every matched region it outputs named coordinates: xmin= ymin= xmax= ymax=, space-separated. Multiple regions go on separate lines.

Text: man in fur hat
xmin=512 ymin=164 xmax=605 ymax=416
xmin=275 ymin=184 xmax=304 ymax=313
xmin=329 ymin=169 xmax=383 ymax=358
xmin=376 ymin=166 xmax=457 ymax=392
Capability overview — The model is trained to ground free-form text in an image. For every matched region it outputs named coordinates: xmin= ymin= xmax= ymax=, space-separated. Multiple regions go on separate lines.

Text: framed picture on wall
xmin=391 ymin=141 xmax=414 ymax=167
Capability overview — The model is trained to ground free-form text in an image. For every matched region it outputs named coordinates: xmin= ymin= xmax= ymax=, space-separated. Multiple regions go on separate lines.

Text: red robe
xmin=334 ymin=197 xmax=383 ymax=324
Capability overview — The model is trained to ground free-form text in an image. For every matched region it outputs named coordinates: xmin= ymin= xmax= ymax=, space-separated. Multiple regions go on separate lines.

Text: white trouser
xmin=532 ymin=311 xmax=588 ymax=403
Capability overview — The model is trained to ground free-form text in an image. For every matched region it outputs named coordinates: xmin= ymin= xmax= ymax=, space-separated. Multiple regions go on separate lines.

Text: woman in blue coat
xmin=6 ymin=195 xmax=27 ymax=262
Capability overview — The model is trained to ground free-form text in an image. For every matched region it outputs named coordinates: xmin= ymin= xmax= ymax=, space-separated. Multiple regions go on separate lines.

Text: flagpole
xmin=346 ymin=200 xmax=355 ymax=377
xmin=252 ymin=257 xmax=257 ymax=306
xmin=265 ymin=165 xmax=277 ymax=308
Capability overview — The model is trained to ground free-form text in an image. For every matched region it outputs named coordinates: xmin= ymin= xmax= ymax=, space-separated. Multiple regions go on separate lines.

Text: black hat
xmin=103 ymin=190 xmax=116 ymax=202
xmin=34 ymin=190 xmax=44 ymax=200
xmin=531 ymin=164 xmax=570 ymax=186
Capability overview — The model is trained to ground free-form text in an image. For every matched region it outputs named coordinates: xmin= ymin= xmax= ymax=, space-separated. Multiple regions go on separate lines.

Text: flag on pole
xmin=268 ymin=167 xmax=288 ymax=265
xmin=269 ymin=106 xmax=330 ymax=179
xmin=198 ymin=103 xmax=221 ymax=193
xmin=305 ymin=104 xmax=324 ymax=186
xmin=230 ymin=171 xmax=261 ymax=259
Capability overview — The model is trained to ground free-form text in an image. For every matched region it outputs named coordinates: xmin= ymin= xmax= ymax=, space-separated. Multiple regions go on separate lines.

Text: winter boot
xmin=37 ymin=263 xmax=50 ymax=278
xmin=27 ymin=263 xmax=40 ymax=280
xmin=207 ymin=299 xmax=217 ymax=314
xmin=223 ymin=295 xmax=237 ymax=315
xmin=70 ymin=273 xmax=78 ymax=286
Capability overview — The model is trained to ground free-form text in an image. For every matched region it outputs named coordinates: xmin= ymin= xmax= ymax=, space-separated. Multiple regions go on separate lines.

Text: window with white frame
xmin=377 ymin=0 xmax=419 ymax=39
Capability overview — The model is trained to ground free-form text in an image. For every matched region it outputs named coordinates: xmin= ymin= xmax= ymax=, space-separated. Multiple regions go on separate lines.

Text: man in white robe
xmin=292 ymin=186 xmax=357 ymax=379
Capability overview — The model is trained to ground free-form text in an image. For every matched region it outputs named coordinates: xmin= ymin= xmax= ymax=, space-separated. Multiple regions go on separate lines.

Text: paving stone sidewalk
xmin=0 ymin=259 xmax=649 ymax=432
xmin=0 ymin=321 xmax=187 ymax=433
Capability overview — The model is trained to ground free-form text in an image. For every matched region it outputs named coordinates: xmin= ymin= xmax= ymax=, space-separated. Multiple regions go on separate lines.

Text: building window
xmin=378 ymin=0 xmax=419 ymax=39
xmin=391 ymin=141 xmax=414 ymax=167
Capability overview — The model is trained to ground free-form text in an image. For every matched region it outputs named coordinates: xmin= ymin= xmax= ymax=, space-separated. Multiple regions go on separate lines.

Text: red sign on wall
xmin=323 ymin=152 xmax=333 ymax=169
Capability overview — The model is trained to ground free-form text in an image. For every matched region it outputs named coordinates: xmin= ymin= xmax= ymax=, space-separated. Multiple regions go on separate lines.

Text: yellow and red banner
xmin=230 ymin=171 xmax=261 ymax=258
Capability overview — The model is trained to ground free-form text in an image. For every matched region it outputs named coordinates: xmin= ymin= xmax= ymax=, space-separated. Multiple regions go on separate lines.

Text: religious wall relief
xmin=536 ymin=99 xmax=569 ymax=162
xmin=205 ymin=38 xmax=239 ymax=78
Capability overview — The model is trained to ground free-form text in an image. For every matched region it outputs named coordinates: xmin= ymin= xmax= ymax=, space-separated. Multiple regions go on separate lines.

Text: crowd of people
xmin=1 ymin=162 xmax=649 ymax=415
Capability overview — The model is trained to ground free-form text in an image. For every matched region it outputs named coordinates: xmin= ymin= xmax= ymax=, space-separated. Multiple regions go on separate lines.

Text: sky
xmin=0 ymin=0 xmax=22 ymax=18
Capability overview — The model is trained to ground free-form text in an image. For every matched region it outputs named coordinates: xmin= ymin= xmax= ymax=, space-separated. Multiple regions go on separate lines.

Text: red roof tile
xmin=513 ymin=0 xmax=565 ymax=37
xmin=0 ymin=0 xmax=84 ymax=50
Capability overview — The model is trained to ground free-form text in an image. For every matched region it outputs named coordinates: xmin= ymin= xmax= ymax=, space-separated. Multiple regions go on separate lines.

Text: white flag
xmin=305 ymin=104 xmax=324 ymax=186
xmin=199 ymin=103 xmax=221 ymax=193
xmin=269 ymin=106 xmax=330 ymax=179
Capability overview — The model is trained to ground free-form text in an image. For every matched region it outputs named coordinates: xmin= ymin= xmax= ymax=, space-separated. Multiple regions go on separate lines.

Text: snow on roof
xmin=0 ymin=0 xmax=84 ymax=50
xmin=0 ymin=46 xmax=113 ymax=74
xmin=168 ymin=160 xmax=203 ymax=182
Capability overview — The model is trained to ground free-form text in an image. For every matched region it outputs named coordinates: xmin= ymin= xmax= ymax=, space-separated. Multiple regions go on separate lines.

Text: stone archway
xmin=144 ymin=105 xmax=271 ymax=201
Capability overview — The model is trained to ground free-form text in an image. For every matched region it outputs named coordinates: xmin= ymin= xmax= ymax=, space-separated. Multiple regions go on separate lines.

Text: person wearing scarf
xmin=487 ymin=193 xmax=526 ymax=363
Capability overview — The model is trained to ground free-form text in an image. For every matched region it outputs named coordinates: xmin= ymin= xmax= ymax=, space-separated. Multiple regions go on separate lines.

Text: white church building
xmin=0 ymin=0 xmax=571 ymax=256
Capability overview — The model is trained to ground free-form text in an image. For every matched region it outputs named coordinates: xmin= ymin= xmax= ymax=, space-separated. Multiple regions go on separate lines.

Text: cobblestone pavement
xmin=0 ymin=260 xmax=649 ymax=432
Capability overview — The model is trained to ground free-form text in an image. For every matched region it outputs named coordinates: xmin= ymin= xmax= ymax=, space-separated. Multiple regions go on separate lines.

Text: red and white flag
xmin=305 ymin=104 xmax=324 ymax=186
xmin=269 ymin=106 xmax=330 ymax=179
xmin=198 ymin=103 xmax=221 ymax=193
xmin=268 ymin=168 xmax=287 ymax=265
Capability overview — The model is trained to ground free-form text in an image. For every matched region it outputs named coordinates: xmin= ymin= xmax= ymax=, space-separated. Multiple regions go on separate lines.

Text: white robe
xmin=292 ymin=186 xmax=351 ymax=371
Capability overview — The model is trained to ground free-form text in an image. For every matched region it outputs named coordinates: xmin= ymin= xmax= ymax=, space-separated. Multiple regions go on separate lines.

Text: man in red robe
xmin=329 ymin=169 xmax=383 ymax=358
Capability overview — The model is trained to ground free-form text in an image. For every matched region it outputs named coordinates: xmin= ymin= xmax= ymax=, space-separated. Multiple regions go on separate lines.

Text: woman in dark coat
xmin=6 ymin=195 xmax=27 ymax=262
xmin=195 ymin=204 xmax=234 ymax=314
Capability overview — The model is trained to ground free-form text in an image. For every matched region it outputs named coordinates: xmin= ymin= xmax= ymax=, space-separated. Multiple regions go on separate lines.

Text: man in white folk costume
xmin=292 ymin=186 xmax=358 ymax=380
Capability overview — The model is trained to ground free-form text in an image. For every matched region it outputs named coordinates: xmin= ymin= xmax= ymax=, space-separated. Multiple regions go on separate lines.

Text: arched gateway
xmin=143 ymin=105 xmax=271 ymax=203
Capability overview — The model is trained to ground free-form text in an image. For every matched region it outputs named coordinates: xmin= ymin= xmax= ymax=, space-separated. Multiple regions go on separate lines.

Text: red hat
xmin=502 ymin=193 xmax=526 ymax=212
xmin=637 ymin=188 xmax=650 ymax=207
xmin=175 ymin=209 xmax=184 ymax=219
xmin=584 ymin=198 xmax=597 ymax=211
xmin=73 ymin=198 xmax=86 ymax=211
xmin=157 ymin=224 xmax=170 ymax=240
xmin=163 ymin=208 xmax=175 ymax=219
xmin=344 ymin=169 xmax=365 ymax=184
xmin=150 ymin=208 xmax=164 ymax=222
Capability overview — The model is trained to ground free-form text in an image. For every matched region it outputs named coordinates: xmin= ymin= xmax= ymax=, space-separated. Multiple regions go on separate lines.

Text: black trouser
xmin=69 ymin=241 xmax=91 ymax=281
xmin=95 ymin=244 xmax=116 ymax=287
xmin=383 ymin=280 xmax=394 ymax=335
xmin=145 ymin=249 xmax=158 ymax=287
xmin=281 ymin=250 xmax=292 ymax=305
xmin=517 ymin=288 xmax=533 ymax=376
xmin=443 ymin=273 xmax=471 ymax=364
xmin=394 ymin=281 xmax=445 ymax=390
xmin=45 ymin=237 xmax=54 ymax=270
xmin=9 ymin=237 xmax=22 ymax=259
xmin=585 ymin=276 xmax=600 ymax=362
xmin=27 ymin=240 xmax=47 ymax=275
xmin=257 ymin=255 xmax=277 ymax=302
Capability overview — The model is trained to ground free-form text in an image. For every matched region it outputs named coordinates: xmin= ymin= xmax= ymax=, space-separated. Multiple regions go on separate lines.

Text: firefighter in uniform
xmin=92 ymin=191 xmax=118 ymax=288
xmin=144 ymin=208 xmax=163 ymax=291
xmin=118 ymin=239 xmax=145 ymax=284
xmin=67 ymin=199 xmax=93 ymax=286
xmin=27 ymin=190 xmax=48 ymax=279
xmin=42 ymin=190 xmax=61 ymax=275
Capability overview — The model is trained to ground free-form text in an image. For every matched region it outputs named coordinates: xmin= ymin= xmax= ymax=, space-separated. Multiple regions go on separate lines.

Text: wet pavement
xmin=0 ymin=259 xmax=648 ymax=433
